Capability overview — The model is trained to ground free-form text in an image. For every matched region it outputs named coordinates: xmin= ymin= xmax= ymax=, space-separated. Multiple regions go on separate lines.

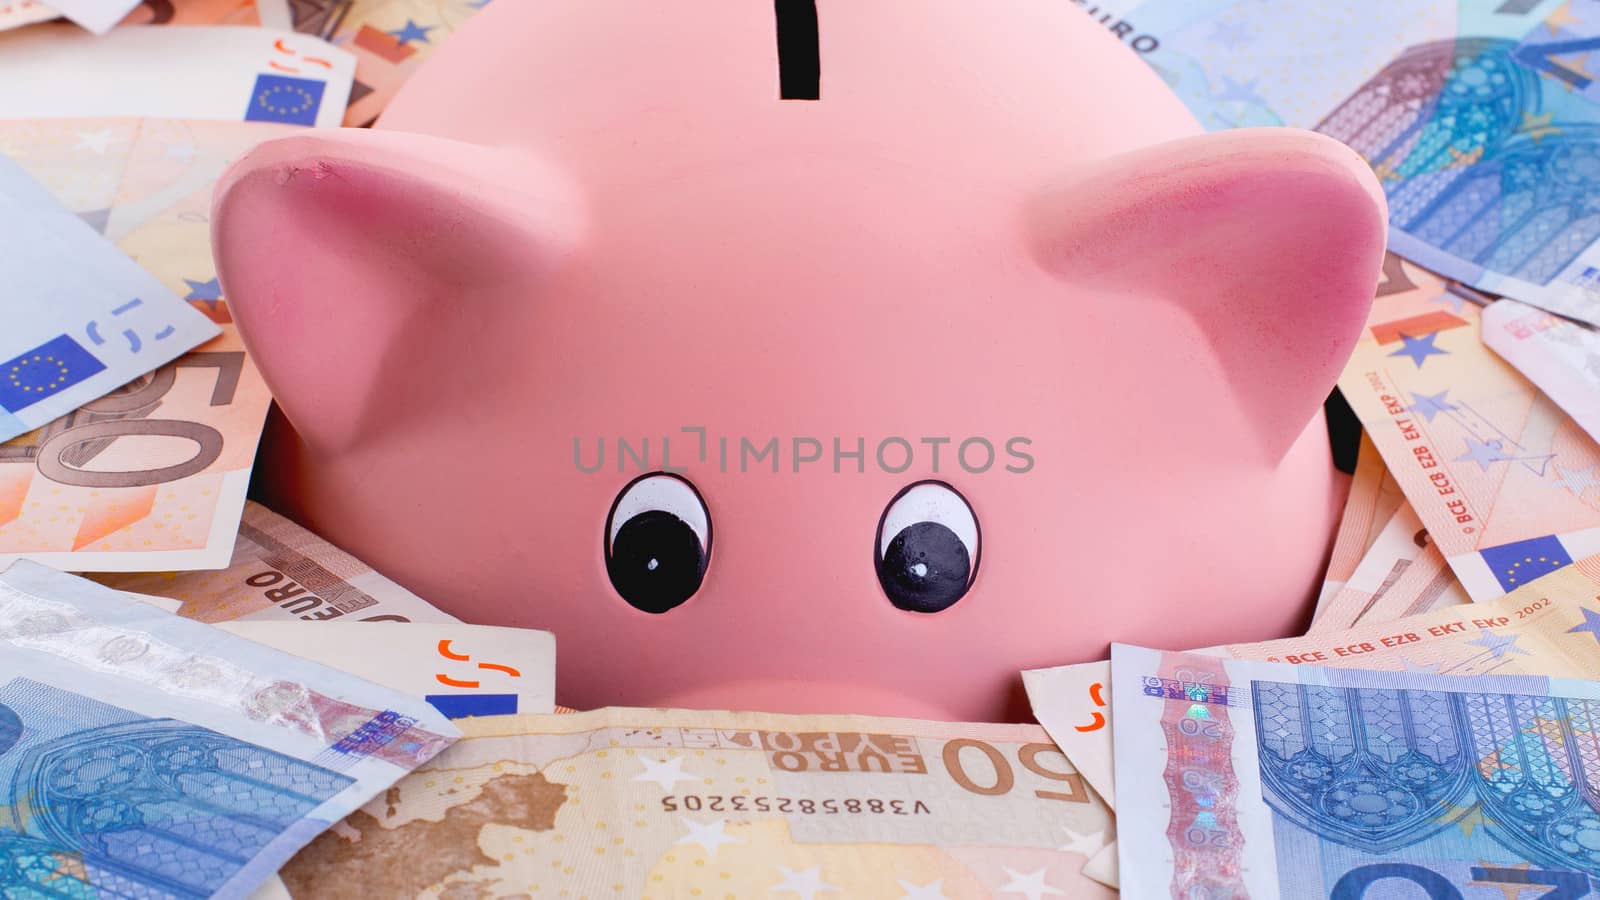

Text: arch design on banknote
xmin=6 ymin=715 xmax=354 ymax=898
xmin=1256 ymin=682 xmax=1600 ymax=874
xmin=1255 ymin=682 xmax=1472 ymax=852
xmin=1318 ymin=37 xmax=1600 ymax=287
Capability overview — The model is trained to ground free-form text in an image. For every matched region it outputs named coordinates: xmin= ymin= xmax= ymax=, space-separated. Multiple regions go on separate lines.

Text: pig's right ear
xmin=212 ymin=129 xmax=583 ymax=453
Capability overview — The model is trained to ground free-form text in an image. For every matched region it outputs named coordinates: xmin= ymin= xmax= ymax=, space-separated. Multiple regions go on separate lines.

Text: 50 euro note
xmin=0 ymin=118 xmax=300 ymax=571
xmin=1337 ymin=254 xmax=1600 ymax=600
xmin=288 ymin=0 xmax=487 ymax=126
xmin=1024 ymin=551 xmax=1600 ymax=812
xmin=277 ymin=708 xmax=1116 ymax=899
xmin=1311 ymin=501 xmax=1467 ymax=634
xmin=92 ymin=501 xmax=460 ymax=623
xmin=1111 ymin=644 xmax=1600 ymax=897
xmin=1316 ymin=431 xmax=1406 ymax=615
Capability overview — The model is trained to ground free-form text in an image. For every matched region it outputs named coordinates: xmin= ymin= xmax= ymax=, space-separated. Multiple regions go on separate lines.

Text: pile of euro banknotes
xmin=14 ymin=0 xmax=1600 ymax=896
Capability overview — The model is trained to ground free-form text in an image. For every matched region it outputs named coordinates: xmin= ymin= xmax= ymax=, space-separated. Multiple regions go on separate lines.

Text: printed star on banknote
xmin=275 ymin=708 xmax=1116 ymax=898
xmin=1112 ymin=642 xmax=1600 ymax=896
xmin=0 ymin=560 xmax=459 ymax=898
xmin=0 ymin=119 xmax=302 ymax=571
xmin=1087 ymin=0 xmax=1600 ymax=327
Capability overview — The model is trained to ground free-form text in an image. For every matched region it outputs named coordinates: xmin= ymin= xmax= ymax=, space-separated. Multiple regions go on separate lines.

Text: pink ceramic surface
xmin=213 ymin=1 xmax=1386 ymax=721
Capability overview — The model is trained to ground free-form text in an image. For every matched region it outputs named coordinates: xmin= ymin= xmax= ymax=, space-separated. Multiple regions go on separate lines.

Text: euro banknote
xmin=1312 ymin=502 xmax=1433 ymax=633
xmin=0 ymin=560 xmax=459 ymax=898
xmin=287 ymin=0 xmax=487 ymax=126
xmin=0 ymin=118 xmax=298 ymax=570
xmin=51 ymin=0 xmax=141 ymax=32
xmin=1087 ymin=0 xmax=1600 ymax=327
xmin=1337 ymin=253 xmax=1600 ymax=600
xmin=0 ymin=24 xmax=353 ymax=125
xmin=91 ymin=501 xmax=462 ymax=622
xmin=0 ymin=155 xmax=219 ymax=443
xmin=0 ymin=0 xmax=56 ymax=29
xmin=1317 ymin=432 xmax=1406 ymax=613
xmin=219 ymin=622 xmax=555 ymax=718
xmin=1312 ymin=502 xmax=1467 ymax=633
xmin=0 ymin=0 xmax=291 ymax=30
xmin=118 ymin=0 xmax=292 ymax=27
xmin=1026 ymin=552 xmax=1600 ymax=810
xmin=276 ymin=708 xmax=1116 ymax=898
xmin=1484 ymin=298 xmax=1600 ymax=446
xmin=1112 ymin=642 xmax=1600 ymax=896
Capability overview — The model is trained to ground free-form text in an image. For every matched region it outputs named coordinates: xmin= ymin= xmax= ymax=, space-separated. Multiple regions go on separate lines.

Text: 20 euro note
xmin=92 ymin=501 xmax=462 ymax=623
xmin=1086 ymin=0 xmax=1600 ymax=328
xmin=0 ymin=155 xmax=219 ymax=443
xmin=1024 ymin=551 xmax=1600 ymax=812
xmin=0 ymin=560 xmax=459 ymax=899
xmin=1111 ymin=643 xmax=1600 ymax=897
xmin=0 ymin=118 xmax=299 ymax=570
xmin=1337 ymin=254 xmax=1600 ymax=600
xmin=276 ymin=708 xmax=1116 ymax=899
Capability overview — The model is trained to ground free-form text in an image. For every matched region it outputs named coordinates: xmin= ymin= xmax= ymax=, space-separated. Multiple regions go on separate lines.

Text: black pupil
xmin=608 ymin=510 xmax=706 ymax=614
xmin=878 ymin=521 xmax=971 ymax=613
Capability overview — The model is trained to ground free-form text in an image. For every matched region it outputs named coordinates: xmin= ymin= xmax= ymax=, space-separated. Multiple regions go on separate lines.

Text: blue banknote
xmin=0 ymin=561 xmax=459 ymax=898
xmin=1083 ymin=0 xmax=1600 ymax=327
xmin=1112 ymin=643 xmax=1600 ymax=898
xmin=0 ymin=154 xmax=218 ymax=443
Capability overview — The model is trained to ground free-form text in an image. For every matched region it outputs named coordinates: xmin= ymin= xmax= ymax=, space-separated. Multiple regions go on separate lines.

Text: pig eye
xmin=875 ymin=481 xmax=979 ymax=613
xmin=605 ymin=473 xmax=711 ymax=614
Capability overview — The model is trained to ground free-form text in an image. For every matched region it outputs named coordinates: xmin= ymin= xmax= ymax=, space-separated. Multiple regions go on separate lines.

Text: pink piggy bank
xmin=213 ymin=1 xmax=1386 ymax=720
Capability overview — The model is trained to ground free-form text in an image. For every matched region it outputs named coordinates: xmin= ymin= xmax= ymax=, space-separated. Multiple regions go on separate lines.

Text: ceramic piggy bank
xmin=212 ymin=0 xmax=1386 ymax=720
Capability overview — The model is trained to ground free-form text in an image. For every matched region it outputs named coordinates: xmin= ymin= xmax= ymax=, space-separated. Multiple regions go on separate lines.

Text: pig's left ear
xmin=1031 ymin=128 xmax=1387 ymax=463
xmin=212 ymin=128 xmax=583 ymax=453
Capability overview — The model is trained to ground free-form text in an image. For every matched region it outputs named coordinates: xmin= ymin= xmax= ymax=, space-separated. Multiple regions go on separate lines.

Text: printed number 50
xmin=35 ymin=352 xmax=242 ymax=488
xmin=942 ymin=739 xmax=1092 ymax=803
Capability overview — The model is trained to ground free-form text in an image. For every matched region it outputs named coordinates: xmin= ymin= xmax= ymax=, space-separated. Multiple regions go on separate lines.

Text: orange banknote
xmin=1337 ymin=255 xmax=1600 ymax=600
xmin=0 ymin=118 xmax=296 ymax=570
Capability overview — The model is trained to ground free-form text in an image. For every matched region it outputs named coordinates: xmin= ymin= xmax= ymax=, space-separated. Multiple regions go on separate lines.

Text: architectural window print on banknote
xmin=1113 ymin=645 xmax=1600 ymax=898
xmin=0 ymin=561 xmax=460 ymax=898
xmin=0 ymin=679 xmax=354 ymax=898
xmin=1092 ymin=0 xmax=1600 ymax=327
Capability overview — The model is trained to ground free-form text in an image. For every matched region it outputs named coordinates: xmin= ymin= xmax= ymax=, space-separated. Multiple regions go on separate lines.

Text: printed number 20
xmin=1331 ymin=863 xmax=1590 ymax=899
